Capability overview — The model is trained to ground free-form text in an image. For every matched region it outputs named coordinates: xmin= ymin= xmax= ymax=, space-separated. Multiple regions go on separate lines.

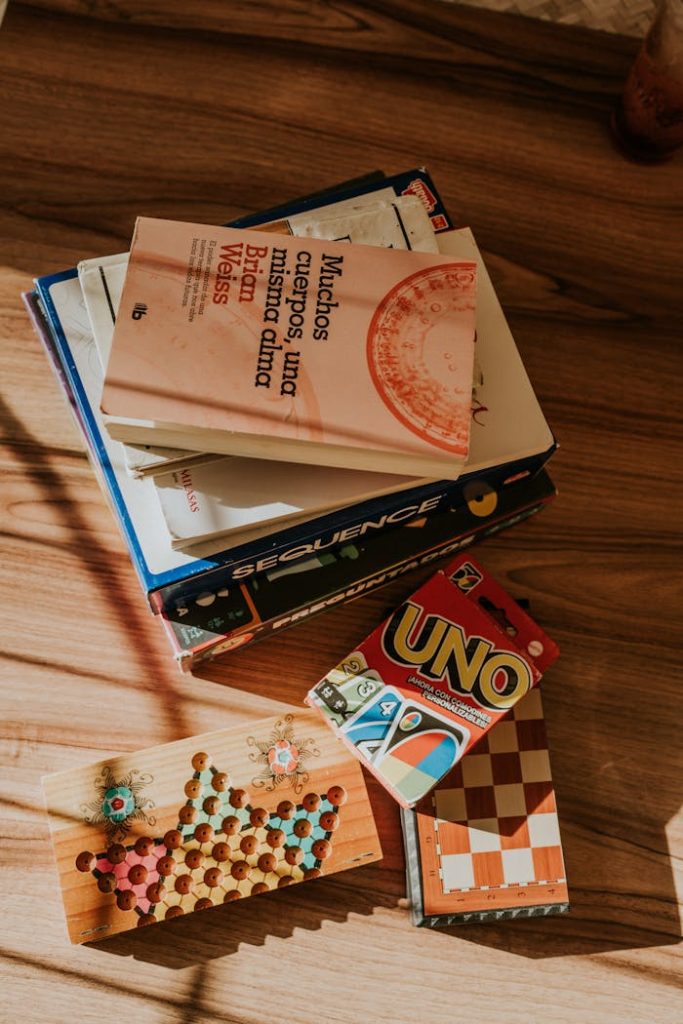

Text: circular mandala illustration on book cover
xmin=367 ymin=264 xmax=476 ymax=455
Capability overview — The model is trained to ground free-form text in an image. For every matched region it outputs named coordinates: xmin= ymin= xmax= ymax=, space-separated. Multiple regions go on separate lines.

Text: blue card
xmin=340 ymin=686 xmax=404 ymax=762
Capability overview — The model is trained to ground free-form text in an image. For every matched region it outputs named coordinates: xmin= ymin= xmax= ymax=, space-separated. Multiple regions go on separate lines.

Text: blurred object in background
xmin=450 ymin=0 xmax=657 ymax=37
xmin=611 ymin=0 xmax=683 ymax=160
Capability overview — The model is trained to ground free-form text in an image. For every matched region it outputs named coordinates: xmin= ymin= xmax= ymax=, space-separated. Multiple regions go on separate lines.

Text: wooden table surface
xmin=1 ymin=2 xmax=681 ymax=1021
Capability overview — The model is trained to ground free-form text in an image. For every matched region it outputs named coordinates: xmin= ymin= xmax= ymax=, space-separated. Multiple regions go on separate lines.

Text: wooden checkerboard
xmin=405 ymin=688 xmax=568 ymax=923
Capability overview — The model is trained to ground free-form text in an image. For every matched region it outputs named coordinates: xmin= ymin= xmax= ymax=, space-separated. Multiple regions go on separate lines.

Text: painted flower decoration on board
xmin=268 ymin=739 xmax=300 ymax=776
xmin=247 ymin=715 xmax=319 ymax=793
xmin=101 ymin=785 xmax=136 ymax=823
xmin=81 ymin=765 xmax=156 ymax=842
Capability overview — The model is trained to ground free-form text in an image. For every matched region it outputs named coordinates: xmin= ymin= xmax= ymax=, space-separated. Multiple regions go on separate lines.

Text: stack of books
xmin=24 ymin=169 xmax=557 ymax=670
xmin=32 ymin=171 xmax=569 ymax=934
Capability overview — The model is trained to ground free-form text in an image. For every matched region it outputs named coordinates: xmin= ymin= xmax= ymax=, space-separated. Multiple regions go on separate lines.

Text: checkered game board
xmin=404 ymin=688 xmax=569 ymax=925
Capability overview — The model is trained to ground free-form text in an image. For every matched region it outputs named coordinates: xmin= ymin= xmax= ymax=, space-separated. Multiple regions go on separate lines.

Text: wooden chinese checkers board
xmin=43 ymin=710 xmax=382 ymax=943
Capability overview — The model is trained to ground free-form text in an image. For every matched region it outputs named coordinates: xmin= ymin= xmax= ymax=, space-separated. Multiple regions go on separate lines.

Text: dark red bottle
xmin=611 ymin=0 xmax=683 ymax=162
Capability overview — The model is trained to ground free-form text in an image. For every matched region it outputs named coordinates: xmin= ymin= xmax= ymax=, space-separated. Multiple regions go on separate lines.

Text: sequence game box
xmin=159 ymin=469 xmax=557 ymax=668
xmin=307 ymin=554 xmax=559 ymax=807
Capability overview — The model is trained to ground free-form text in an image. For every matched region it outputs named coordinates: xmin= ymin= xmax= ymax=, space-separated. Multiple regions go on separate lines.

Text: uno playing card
xmin=313 ymin=653 xmax=384 ymax=727
xmin=307 ymin=554 xmax=559 ymax=807
xmin=373 ymin=700 xmax=470 ymax=806
xmin=339 ymin=686 xmax=404 ymax=763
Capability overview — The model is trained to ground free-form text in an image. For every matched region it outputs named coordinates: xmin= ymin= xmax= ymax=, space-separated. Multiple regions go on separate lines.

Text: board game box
xmin=157 ymin=469 xmax=557 ymax=669
xmin=401 ymin=687 xmax=569 ymax=925
xmin=42 ymin=709 xmax=382 ymax=944
xmin=307 ymin=554 xmax=559 ymax=807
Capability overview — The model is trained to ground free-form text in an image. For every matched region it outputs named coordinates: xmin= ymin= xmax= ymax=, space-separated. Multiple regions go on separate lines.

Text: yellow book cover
xmin=101 ymin=218 xmax=477 ymax=478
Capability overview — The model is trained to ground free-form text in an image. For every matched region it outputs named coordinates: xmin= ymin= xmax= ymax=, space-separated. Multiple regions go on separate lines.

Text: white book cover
xmin=437 ymin=229 xmax=554 ymax=468
xmin=155 ymin=457 xmax=432 ymax=549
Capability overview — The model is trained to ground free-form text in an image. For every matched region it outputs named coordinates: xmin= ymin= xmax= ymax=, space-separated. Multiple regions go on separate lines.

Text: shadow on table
xmin=0 ymin=388 xmax=191 ymax=743
xmin=95 ymin=866 xmax=395 ymax=967
xmin=434 ymin=638 xmax=682 ymax=961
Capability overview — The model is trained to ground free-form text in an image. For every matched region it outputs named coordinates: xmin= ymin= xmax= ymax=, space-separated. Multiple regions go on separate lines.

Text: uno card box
xmin=306 ymin=555 xmax=559 ymax=808
xmin=401 ymin=687 xmax=569 ymax=926
xmin=43 ymin=709 xmax=382 ymax=943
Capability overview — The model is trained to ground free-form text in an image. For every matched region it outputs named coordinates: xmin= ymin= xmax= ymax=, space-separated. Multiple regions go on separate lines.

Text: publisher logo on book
xmin=131 ymin=302 xmax=148 ymax=321
xmin=401 ymin=178 xmax=437 ymax=213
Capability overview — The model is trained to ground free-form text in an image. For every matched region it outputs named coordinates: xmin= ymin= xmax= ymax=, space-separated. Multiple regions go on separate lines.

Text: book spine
xmin=157 ymin=471 xmax=556 ymax=669
xmin=33 ymin=272 xmax=159 ymax=596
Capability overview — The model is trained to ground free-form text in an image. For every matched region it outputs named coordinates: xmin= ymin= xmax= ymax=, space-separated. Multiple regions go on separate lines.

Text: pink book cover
xmin=101 ymin=218 xmax=477 ymax=471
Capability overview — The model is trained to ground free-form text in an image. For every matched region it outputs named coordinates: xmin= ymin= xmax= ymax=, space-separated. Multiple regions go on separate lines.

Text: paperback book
xmin=79 ymin=188 xmax=440 ymax=479
xmin=101 ymin=218 xmax=478 ymax=478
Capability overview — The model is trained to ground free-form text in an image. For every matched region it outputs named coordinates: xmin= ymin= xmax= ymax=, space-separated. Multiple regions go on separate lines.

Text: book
xmin=78 ymin=252 xmax=214 ymax=479
xmin=157 ymin=469 xmax=556 ymax=670
xmin=100 ymin=218 xmax=478 ymax=478
xmin=401 ymin=688 xmax=569 ymax=925
xmin=154 ymin=455 xmax=434 ymax=549
xmin=30 ymin=217 xmax=555 ymax=610
xmin=42 ymin=708 xmax=382 ymax=943
xmin=79 ymin=189 xmax=440 ymax=479
xmin=306 ymin=554 xmax=559 ymax=807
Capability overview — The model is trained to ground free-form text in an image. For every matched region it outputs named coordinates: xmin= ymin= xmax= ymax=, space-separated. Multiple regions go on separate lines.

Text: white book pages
xmin=437 ymin=229 xmax=554 ymax=469
xmin=155 ymin=457 xmax=431 ymax=549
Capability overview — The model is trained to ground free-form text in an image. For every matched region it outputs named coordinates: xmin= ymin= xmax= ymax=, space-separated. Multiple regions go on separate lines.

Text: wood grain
xmin=1 ymin=1 xmax=681 ymax=1021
